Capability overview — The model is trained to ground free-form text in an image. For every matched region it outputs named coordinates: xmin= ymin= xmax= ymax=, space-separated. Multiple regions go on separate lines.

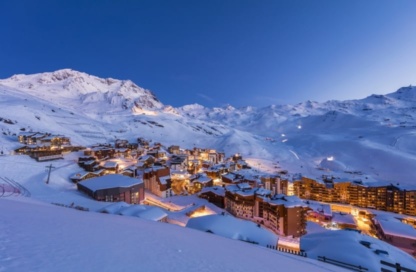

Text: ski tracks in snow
xmin=289 ymin=150 xmax=300 ymax=160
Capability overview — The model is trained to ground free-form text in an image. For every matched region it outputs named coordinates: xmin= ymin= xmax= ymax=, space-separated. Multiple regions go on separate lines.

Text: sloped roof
xmin=78 ymin=174 xmax=143 ymax=192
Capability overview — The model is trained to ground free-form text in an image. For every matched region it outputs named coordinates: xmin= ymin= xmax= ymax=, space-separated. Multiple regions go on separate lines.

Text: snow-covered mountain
xmin=2 ymin=69 xmax=163 ymax=114
xmin=1 ymin=69 xmax=416 ymax=187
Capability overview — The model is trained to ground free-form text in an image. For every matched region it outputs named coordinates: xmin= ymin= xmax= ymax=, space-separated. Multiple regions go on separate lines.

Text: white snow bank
xmin=0 ymin=197 xmax=343 ymax=272
xmin=186 ymin=214 xmax=278 ymax=247
xmin=301 ymin=230 xmax=416 ymax=271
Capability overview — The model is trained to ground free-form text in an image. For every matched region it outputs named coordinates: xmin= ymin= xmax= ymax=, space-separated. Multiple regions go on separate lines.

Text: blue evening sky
xmin=1 ymin=0 xmax=416 ymax=108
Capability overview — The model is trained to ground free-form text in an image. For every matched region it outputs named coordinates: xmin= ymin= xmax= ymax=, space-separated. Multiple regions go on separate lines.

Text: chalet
xmin=121 ymin=168 xmax=135 ymax=178
xmin=84 ymin=144 xmax=115 ymax=160
xmin=168 ymin=145 xmax=180 ymax=155
xmin=115 ymin=148 xmax=131 ymax=158
xmin=208 ymin=150 xmax=224 ymax=164
xmin=17 ymin=132 xmax=49 ymax=145
xmin=94 ymin=147 xmax=116 ymax=160
xmin=101 ymin=161 xmax=119 ymax=174
xmin=137 ymin=137 xmax=149 ymax=148
xmin=31 ymin=150 xmax=63 ymax=161
xmin=222 ymin=172 xmax=244 ymax=184
xmin=189 ymin=173 xmax=213 ymax=194
xmin=187 ymin=159 xmax=201 ymax=174
xmin=205 ymin=164 xmax=229 ymax=180
xmin=137 ymin=155 xmax=156 ymax=168
xmin=115 ymin=139 xmax=129 ymax=148
xmin=127 ymin=143 xmax=139 ymax=150
xmin=93 ymin=169 xmax=106 ymax=177
xmin=236 ymin=159 xmax=250 ymax=169
xmin=170 ymin=170 xmax=191 ymax=195
xmin=78 ymin=156 xmax=98 ymax=172
xmin=18 ymin=132 xmax=40 ymax=144
xmin=147 ymin=149 xmax=166 ymax=160
xmin=13 ymin=145 xmax=42 ymax=155
xmin=70 ymin=171 xmax=98 ymax=183
xmin=40 ymin=135 xmax=71 ymax=148
xmin=232 ymin=153 xmax=243 ymax=162
xmin=169 ymin=155 xmax=187 ymax=170
xmin=77 ymin=174 xmax=145 ymax=204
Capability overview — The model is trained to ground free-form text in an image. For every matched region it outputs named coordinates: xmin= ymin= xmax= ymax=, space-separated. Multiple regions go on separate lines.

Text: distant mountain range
xmin=1 ymin=69 xmax=416 ymax=187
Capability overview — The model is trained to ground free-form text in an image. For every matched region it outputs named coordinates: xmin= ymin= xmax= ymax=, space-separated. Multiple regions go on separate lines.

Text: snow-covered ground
xmin=301 ymin=230 xmax=416 ymax=271
xmin=186 ymin=214 xmax=278 ymax=247
xmin=1 ymin=197 xmax=348 ymax=272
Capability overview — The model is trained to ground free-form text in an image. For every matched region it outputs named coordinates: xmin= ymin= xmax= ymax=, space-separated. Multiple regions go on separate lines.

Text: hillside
xmin=1 ymin=70 xmax=416 ymax=186
xmin=0 ymin=197 xmax=344 ymax=272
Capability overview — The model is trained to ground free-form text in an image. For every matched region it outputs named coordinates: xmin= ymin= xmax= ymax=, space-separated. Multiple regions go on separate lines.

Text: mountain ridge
xmin=1 ymin=69 xmax=416 ymax=186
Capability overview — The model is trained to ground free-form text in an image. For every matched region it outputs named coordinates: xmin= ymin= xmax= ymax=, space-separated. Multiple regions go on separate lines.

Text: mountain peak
xmin=1 ymin=69 xmax=164 ymax=113
xmin=387 ymin=85 xmax=416 ymax=101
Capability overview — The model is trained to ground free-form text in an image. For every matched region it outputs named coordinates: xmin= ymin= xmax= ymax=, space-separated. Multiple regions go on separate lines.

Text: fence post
xmin=395 ymin=263 xmax=401 ymax=272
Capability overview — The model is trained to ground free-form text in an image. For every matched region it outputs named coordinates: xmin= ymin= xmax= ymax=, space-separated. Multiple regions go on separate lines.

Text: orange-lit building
xmin=293 ymin=176 xmax=416 ymax=216
xmin=225 ymin=184 xmax=307 ymax=237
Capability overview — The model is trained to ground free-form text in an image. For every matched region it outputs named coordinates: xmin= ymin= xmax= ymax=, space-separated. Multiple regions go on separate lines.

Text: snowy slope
xmin=301 ymin=230 xmax=416 ymax=271
xmin=1 ymin=70 xmax=416 ymax=187
xmin=0 ymin=197 xmax=344 ymax=272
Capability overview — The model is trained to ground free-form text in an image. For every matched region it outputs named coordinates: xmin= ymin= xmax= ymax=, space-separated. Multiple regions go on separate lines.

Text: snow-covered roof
xmin=192 ymin=174 xmax=212 ymax=184
xmin=102 ymin=161 xmax=118 ymax=168
xmin=236 ymin=188 xmax=257 ymax=197
xmin=308 ymin=203 xmax=332 ymax=217
xmin=186 ymin=214 xmax=278 ymax=247
xmin=237 ymin=183 xmax=251 ymax=190
xmin=306 ymin=222 xmax=329 ymax=235
xmin=269 ymin=195 xmax=307 ymax=208
xmin=159 ymin=175 xmax=170 ymax=185
xmin=255 ymin=188 xmax=271 ymax=196
xmin=332 ymin=212 xmax=356 ymax=226
xmin=117 ymin=205 xmax=147 ymax=216
xmin=78 ymin=174 xmax=143 ymax=191
xmin=98 ymin=201 xmax=130 ymax=214
xmin=18 ymin=131 xmax=39 ymax=137
xmin=93 ymin=169 xmax=106 ymax=175
xmin=134 ymin=206 xmax=168 ymax=221
xmin=199 ymin=186 xmax=226 ymax=197
xmin=138 ymin=154 xmax=154 ymax=161
xmin=83 ymin=160 xmax=96 ymax=166
xmin=70 ymin=171 xmax=92 ymax=180
xmin=375 ymin=216 xmax=416 ymax=240
xmin=222 ymin=173 xmax=238 ymax=180
xmin=225 ymin=184 xmax=240 ymax=192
